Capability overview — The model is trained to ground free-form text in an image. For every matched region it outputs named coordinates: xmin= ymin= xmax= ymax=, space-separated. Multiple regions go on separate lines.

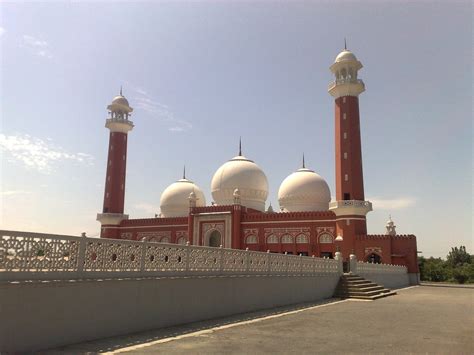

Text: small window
xmin=343 ymin=97 xmax=346 ymax=104
xmin=345 ymin=174 xmax=349 ymax=181
xmin=344 ymin=193 xmax=350 ymax=200
xmin=343 ymin=132 xmax=347 ymax=139
xmin=344 ymin=152 xmax=348 ymax=160
xmin=343 ymin=113 xmax=347 ymax=120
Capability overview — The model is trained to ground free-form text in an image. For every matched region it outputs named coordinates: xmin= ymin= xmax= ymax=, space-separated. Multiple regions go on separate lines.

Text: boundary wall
xmin=0 ymin=230 xmax=341 ymax=352
xmin=349 ymin=254 xmax=411 ymax=289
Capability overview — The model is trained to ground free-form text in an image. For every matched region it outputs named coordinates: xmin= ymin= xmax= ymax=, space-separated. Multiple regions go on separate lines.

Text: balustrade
xmin=0 ymin=230 xmax=340 ymax=281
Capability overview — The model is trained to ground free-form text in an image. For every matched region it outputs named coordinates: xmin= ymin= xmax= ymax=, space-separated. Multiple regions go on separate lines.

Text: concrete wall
xmin=358 ymin=271 xmax=410 ymax=289
xmin=0 ymin=273 xmax=340 ymax=352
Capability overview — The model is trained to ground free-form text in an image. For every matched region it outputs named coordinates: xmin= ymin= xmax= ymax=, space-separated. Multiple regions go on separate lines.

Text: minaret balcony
xmin=329 ymin=200 xmax=372 ymax=217
xmin=105 ymin=118 xmax=134 ymax=133
xmin=328 ymin=79 xmax=365 ymax=98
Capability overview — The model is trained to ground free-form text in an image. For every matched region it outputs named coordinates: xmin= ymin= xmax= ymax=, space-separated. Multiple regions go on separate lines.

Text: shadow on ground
xmin=44 ymin=298 xmax=341 ymax=354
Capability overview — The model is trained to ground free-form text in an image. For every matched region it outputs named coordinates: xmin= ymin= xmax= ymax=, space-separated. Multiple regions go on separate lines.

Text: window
xmin=343 ymin=132 xmax=347 ymax=139
xmin=177 ymin=237 xmax=187 ymax=245
xmin=344 ymin=152 xmax=348 ymax=160
xmin=344 ymin=193 xmax=350 ymax=200
xmin=281 ymin=235 xmax=294 ymax=244
xmin=267 ymin=235 xmax=278 ymax=244
xmin=343 ymin=97 xmax=346 ymax=104
xmin=246 ymin=235 xmax=258 ymax=244
xmin=319 ymin=233 xmax=333 ymax=244
xmin=345 ymin=174 xmax=349 ymax=181
xmin=160 ymin=237 xmax=170 ymax=243
xmin=296 ymin=234 xmax=309 ymax=244
xmin=343 ymin=113 xmax=347 ymax=120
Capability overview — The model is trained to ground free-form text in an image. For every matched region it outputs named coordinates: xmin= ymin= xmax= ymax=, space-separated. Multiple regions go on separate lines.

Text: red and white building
xmin=96 ymin=48 xmax=419 ymax=280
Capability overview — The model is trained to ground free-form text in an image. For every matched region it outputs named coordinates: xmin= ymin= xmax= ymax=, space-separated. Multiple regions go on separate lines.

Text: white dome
xmin=278 ymin=168 xmax=331 ymax=212
xmin=335 ymin=49 xmax=357 ymax=63
xmin=160 ymin=178 xmax=206 ymax=217
xmin=211 ymin=155 xmax=268 ymax=211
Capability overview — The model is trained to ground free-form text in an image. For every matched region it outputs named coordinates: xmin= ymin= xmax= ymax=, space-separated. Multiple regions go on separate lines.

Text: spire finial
xmin=239 ymin=136 xmax=242 ymax=156
xmin=183 ymin=165 xmax=186 ymax=179
xmin=344 ymin=38 xmax=347 ymax=50
xmin=302 ymin=153 xmax=306 ymax=168
xmin=120 ymin=86 xmax=123 ymax=96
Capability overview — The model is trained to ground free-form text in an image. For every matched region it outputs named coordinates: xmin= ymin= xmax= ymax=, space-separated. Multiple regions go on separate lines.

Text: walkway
xmin=52 ymin=285 xmax=473 ymax=354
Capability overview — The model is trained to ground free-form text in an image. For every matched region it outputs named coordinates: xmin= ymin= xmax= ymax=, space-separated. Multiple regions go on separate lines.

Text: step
xmin=336 ymin=291 xmax=397 ymax=300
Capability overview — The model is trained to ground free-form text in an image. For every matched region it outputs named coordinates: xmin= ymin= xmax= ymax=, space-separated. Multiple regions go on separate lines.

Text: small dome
xmin=211 ymin=155 xmax=268 ymax=211
xmin=335 ymin=49 xmax=357 ymax=63
xmin=111 ymin=95 xmax=130 ymax=107
xmin=160 ymin=178 xmax=206 ymax=217
xmin=278 ymin=168 xmax=331 ymax=212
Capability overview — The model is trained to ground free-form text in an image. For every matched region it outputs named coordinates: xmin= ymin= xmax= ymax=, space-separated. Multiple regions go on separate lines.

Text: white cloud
xmin=128 ymin=85 xmax=193 ymax=132
xmin=0 ymin=133 xmax=93 ymax=173
xmin=21 ymin=34 xmax=53 ymax=59
xmin=0 ymin=27 xmax=5 ymax=37
xmin=369 ymin=196 xmax=416 ymax=210
xmin=133 ymin=203 xmax=159 ymax=215
xmin=1 ymin=190 xmax=32 ymax=196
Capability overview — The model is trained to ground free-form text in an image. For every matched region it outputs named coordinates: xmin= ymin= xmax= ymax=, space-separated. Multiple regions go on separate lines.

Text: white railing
xmin=355 ymin=260 xmax=407 ymax=274
xmin=329 ymin=200 xmax=372 ymax=208
xmin=328 ymin=78 xmax=364 ymax=90
xmin=0 ymin=230 xmax=341 ymax=281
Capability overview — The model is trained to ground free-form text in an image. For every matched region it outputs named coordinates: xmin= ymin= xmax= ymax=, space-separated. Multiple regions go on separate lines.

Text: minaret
xmin=328 ymin=44 xmax=372 ymax=254
xmin=97 ymin=89 xmax=134 ymax=238
xmin=385 ymin=215 xmax=397 ymax=236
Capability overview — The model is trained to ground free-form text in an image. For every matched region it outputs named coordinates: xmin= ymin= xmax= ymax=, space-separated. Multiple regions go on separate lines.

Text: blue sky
xmin=0 ymin=1 xmax=471 ymax=258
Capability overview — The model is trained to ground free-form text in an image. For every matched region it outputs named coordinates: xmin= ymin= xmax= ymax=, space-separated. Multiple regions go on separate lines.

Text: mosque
xmin=96 ymin=47 xmax=419 ymax=278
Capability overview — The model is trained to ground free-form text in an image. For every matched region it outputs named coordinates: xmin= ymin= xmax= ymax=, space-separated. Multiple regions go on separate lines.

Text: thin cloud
xmin=128 ymin=85 xmax=193 ymax=132
xmin=369 ymin=197 xmax=416 ymax=210
xmin=1 ymin=190 xmax=32 ymax=196
xmin=0 ymin=133 xmax=93 ymax=173
xmin=0 ymin=27 xmax=5 ymax=37
xmin=21 ymin=34 xmax=53 ymax=59
xmin=133 ymin=203 xmax=159 ymax=215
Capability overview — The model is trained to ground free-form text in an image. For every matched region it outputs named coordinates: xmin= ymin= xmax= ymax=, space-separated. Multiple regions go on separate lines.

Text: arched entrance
xmin=208 ymin=230 xmax=221 ymax=247
xmin=367 ymin=253 xmax=382 ymax=264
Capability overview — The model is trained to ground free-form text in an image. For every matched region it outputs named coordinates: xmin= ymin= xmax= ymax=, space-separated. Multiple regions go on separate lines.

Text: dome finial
xmin=120 ymin=86 xmax=123 ymax=96
xmin=239 ymin=136 xmax=242 ymax=156
xmin=302 ymin=153 xmax=306 ymax=169
xmin=183 ymin=165 xmax=186 ymax=179
xmin=344 ymin=38 xmax=347 ymax=50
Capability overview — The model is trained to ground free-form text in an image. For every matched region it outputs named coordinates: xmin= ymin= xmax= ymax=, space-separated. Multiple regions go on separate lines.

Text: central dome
xmin=211 ymin=155 xmax=268 ymax=211
xmin=278 ymin=167 xmax=331 ymax=212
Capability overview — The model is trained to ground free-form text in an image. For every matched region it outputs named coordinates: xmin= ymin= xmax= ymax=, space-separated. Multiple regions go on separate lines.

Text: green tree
xmin=422 ymin=257 xmax=449 ymax=282
xmin=446 ymin=246 xmax=471 ymax=268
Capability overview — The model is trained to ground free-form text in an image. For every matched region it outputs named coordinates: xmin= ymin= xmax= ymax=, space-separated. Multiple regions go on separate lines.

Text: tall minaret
xmin=97 ymin=89 xmax=134 ymax=238
xmin=328 ymin=45 xmax=372 ymax=254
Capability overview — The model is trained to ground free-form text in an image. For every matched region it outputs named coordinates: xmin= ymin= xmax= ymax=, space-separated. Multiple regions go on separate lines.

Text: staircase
xmin=334 ymin=274 xmax=396 ymax=300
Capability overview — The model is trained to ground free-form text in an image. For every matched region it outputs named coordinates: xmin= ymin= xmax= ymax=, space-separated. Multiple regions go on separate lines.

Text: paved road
xmin=54 ymin=285 xmax=473 ymax=354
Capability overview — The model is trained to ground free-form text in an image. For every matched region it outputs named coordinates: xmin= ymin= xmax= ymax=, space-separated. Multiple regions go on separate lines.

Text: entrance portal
xmin=367 ymin=253 xmax=381 ymax=263
xmin=208 ymin=230 xmax=222 ymax=247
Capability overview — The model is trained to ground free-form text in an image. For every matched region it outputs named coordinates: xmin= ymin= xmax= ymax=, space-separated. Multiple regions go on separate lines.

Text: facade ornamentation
xmin=137 ymin=231 xmax=171 ymax=242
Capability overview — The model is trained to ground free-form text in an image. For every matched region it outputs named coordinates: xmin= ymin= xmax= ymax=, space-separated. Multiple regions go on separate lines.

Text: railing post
xmin=219 ymin=244 xmax=224 ymax=275
xmin=185 ymin=241 xmax=190 ymax=273
xmin=349 ymin=253 xmax=357 ymax=274
xmin=245 ymin=247 xmax=250 ymax=273
xmin=285 ymin=252 xmax=289 ymax=274
xmin=334 ymin=251 xmax=343 ymax=275
xmin=299 ymin=254 xmax=303 ymax=274
xmin=267 ymin=250 xmax=271 ymax=275
xmin=139 ymin=239 xmax=147 ymax=273
xmin=77 ymin=233 xmax=87 ymax=275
